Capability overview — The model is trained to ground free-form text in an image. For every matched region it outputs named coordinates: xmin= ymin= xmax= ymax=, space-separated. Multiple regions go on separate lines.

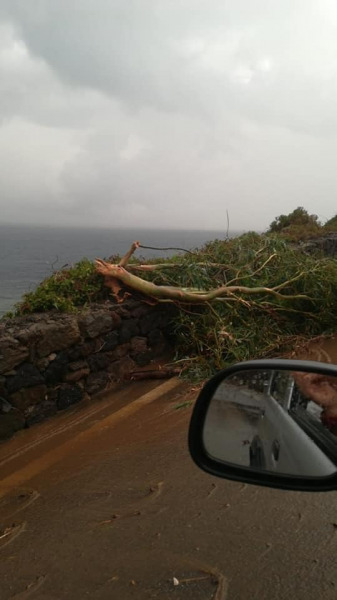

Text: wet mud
xmin=0 ymin=372 xmax=337 ymax=598
xmin=293 ymin=333 xmax=337 ymax=364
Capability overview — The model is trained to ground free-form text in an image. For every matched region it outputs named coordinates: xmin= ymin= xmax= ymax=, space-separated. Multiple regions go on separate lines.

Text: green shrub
xmin=11 ymin=259 xmax=110 ymax=316
xmin=268 ymin=207 xmax=321 ymax=234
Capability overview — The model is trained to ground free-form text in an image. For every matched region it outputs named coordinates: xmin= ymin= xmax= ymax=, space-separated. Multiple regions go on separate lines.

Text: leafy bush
xmin=11 ymin=259 xmax=110 ymax=315
xmin=268 ymin=207 xmax=321 ymax=234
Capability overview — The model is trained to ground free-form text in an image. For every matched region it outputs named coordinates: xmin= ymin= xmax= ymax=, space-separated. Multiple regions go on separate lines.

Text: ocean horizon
xmin=0 ymin=223 xmax=243 ymax=317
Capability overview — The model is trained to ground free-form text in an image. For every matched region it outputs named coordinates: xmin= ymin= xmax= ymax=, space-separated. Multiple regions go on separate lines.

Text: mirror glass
xmin=203 ymin=369 xmax=337 ymax=478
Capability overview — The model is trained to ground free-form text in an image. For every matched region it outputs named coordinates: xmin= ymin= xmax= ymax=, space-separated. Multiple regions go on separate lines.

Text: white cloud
xmin=0 ymin=1 xmax=337 ymax=230
xmin=120 ymin=134 xmax=151 ymax=162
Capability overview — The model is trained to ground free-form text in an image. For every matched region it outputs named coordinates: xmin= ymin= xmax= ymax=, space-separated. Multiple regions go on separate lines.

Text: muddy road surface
xmin=1 ymin=378 xmax=337 ymax=599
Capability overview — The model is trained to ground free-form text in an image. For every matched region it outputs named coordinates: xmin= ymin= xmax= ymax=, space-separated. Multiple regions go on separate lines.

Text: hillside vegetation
xmin=268 ymin=206 xmax=337 ymax=241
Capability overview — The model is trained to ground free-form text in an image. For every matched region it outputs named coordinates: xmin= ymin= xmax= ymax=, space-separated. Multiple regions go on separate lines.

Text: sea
xmin=0 ymin=224 xmax=241 ymax=317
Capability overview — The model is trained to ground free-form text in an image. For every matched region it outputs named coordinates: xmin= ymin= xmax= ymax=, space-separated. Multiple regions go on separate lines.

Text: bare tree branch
xmin=118 ymin=240 xmax=140 ymax=267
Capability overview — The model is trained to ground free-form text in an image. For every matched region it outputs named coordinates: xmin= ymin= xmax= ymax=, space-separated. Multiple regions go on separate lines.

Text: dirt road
xmin=1 ymin=378 xmax=337 ymax=599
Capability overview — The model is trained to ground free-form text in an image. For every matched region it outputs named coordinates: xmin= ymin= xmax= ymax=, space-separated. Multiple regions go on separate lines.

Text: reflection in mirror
xmin=203 ymin=369 xmax=337 ymax=478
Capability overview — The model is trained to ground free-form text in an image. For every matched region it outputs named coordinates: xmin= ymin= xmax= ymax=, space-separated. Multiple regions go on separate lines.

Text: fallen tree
xmin=7 ymin=232 xmax=337 ymax=379
xmin=95 ymin=241 xmax=310 ymax=304
xmin=93 ymin=233 xmax=337 ymax=378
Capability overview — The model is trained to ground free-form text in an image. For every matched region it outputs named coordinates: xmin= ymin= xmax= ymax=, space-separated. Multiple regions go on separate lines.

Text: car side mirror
xmin=188 ymin=359 xmax=337 ymax=491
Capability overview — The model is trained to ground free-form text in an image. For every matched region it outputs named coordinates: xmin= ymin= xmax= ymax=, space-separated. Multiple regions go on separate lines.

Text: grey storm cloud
xmin=1 ymin=0 xmax=337 ymax=229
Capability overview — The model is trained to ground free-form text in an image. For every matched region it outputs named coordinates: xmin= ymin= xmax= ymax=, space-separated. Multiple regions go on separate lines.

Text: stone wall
xmin=0 ymin=300 xmax=175 ymax=440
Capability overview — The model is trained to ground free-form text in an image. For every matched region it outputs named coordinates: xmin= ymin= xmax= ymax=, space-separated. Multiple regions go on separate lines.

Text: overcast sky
xmin=1 ymin=1 xmax=337 ymax=231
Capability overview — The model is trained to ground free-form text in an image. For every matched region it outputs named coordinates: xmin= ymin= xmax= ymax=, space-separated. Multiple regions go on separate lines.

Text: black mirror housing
xmin=188 ymin=359 xmax=337 ymax=492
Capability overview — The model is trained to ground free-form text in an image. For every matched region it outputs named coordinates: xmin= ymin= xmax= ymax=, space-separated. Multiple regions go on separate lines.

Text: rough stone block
xmin=133 ymin=351 xmax=154 ymax=367
xmin=57 ymin=384 xmax=83 ymax=410
xmin=139 ymin=312 xmax=161 ymax=335
xmin=16 ymin=317 xmax=81 ymax=358
xmin=119 ymin=319 xmax=140 ymax=343
xmin=108 ymin=356 xmax=136 ymax=380
xmin=25 ymin=399 xmax=57 ymax=426
xmin=88 ymin=353 xmax=110 ymax=372
xmin=0 ymin=336 xmax=29 ymax=374
xmin=86 ymin=372 xmax=111 ymax=395
xmin=147 ymin=329 xmax=165 ymax=347
xmin=7 ymin=363 xmax=44 ymax=394
xmin=10 ymin=384 xmax=47 ymax=412
xmin=114 ymin=306 xmax=131 ymax=319
xmin=78 ymin=310 xmax=120 ymax=339
xmin=130 ymin=304 xmax=151 ymax=319
xmin=109 ymin=343 xmax=131 ymax=360
xmin=69 ymin=360 xmax=89 ymax=371
xmin=35 ymin=357 xmax=51 ymax=371
xmin=67 ymin=341 xmax=95 ymax=359
xmin=65 ymin=368 xmax=90 ymax=383
xmin=0 ymin=397 xmax=13 ymax=413
xmin=44 ymin=352 xmax=68 ymax=385
xmin=101 ymin=331 xmax=119 ymax=351
xmin=130 ymin=336 xmax=148 ymax=354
